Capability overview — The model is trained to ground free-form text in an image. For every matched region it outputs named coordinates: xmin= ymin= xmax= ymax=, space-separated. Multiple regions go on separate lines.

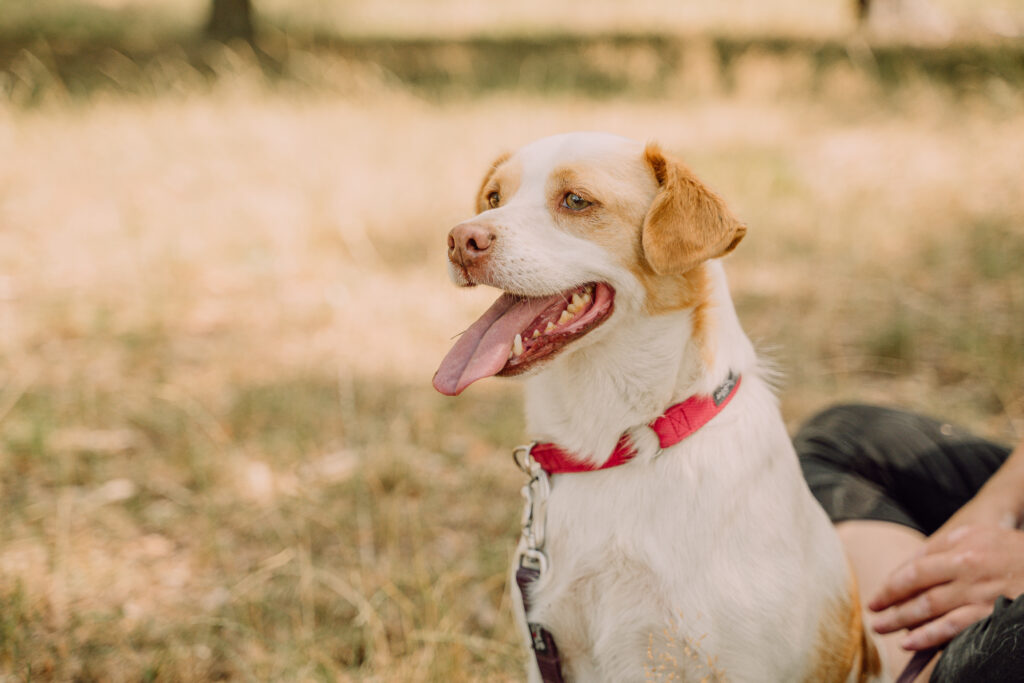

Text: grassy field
xmin=1 ymin=13 xmax=1023 ymax=682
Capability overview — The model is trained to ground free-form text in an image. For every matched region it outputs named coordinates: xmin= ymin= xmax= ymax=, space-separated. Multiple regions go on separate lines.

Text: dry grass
xmin=0 ymin=40 xmax=1022 ymax=681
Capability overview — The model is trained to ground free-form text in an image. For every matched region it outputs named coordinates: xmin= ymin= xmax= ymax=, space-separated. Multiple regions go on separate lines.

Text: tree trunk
xmin=855 ymin=0 xmax=872 ymax=24
xmin=206 ymin=0 xmax=255 ymax=40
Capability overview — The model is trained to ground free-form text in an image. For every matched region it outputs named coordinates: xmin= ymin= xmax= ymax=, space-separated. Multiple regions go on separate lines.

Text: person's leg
xmin=794 ymin=404 xmax=1012 ymax=680
xmin=931 ymin=593 xmax=1024 ymax=683
xmin=795 ymin=404 xmax=1010 ymax=535
xmin=835 ymin=520 xmax=931 ymax=676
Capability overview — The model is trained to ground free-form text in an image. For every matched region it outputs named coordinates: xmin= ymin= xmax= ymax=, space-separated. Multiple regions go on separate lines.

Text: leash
xmin=895 ymin=647 xmax=940 ymax=683
xmin=513 ymin=444 xmax=564 ymax=682
xmin=511 ymin=372 xmax=741 ymax=681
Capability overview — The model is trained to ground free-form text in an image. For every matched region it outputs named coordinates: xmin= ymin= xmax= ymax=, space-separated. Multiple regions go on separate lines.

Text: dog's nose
xmin=448 ymin=223 xmax=495 ymax=265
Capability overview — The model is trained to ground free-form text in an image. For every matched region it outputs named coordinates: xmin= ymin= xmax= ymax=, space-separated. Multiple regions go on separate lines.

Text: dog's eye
xmin=562 ymin=192 xmax=591 ymax=211
xmin=487 ymin=191 xmax=501 ymax=209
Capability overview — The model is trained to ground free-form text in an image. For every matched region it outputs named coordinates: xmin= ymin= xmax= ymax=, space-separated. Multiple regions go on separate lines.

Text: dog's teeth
xmin=513 ymin=333 xmax=524 ymax=356
xmin=567 ymin=302 xmax=579 ymax=314
xmin=532 ymin=329 xmax=541 ymax=338
xmin=582 ymin=291 xmax=592 ymax=304
xmin=545 ymin=321 xmax=556 ymax=333
xmin=558 ymin=310 xmax=573 ymax=324
xmin=572 ymin=293 xmax=584 ymax=309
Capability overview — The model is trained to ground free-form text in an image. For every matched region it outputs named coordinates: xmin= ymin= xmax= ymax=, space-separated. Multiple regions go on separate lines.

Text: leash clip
xmin=513 ymin=442 xmax=551 ymax=573
xmin=513 ymin=441 xmax=539 ymax=475
xmin=518 ymin=547 xmax=549 ymax=576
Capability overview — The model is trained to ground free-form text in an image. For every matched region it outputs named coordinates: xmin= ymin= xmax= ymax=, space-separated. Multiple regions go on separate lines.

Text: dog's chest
xmin=519 ymin=447 xmax=837 ymax=682
xmin=539 ymin=551 xmax=734 ymax=682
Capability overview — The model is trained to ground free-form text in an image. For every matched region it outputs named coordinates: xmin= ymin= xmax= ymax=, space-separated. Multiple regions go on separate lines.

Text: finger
xmin=919 ymin=524 xmax=973 ymax=557
xmin=900 ymin=603 xmax=992 ymax=651
xmin=869 ymin=552 xmax=958 ymax=612
xmin=871 ymin=583 xmax=963 ymax=634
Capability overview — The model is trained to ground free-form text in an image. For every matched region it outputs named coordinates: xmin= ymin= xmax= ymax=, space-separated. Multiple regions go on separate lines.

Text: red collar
xmin=529 ymin=372 xmax=741 ymax=474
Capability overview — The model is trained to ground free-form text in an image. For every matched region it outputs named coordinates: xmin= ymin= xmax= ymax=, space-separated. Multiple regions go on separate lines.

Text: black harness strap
xmin=515 ymin=561 xmax=565 ymax=683
xmin=895 ymin=647 xmax=939 ymax=683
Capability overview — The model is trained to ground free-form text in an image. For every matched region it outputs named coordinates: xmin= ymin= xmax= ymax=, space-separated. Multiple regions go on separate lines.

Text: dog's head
xmin=433 ymin=132 xmax=746 ymax=396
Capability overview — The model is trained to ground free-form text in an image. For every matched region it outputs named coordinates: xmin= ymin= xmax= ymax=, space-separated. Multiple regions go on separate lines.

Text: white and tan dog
xmin=434 ymin=132 xmax=883 ymax=682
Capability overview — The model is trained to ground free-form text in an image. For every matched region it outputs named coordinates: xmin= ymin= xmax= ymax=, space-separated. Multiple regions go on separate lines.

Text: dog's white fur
xmin=445 ymin=132 xmax=883 ymax=682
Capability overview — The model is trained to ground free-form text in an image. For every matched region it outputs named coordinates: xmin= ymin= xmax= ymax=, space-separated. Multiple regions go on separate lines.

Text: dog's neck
xmin=523 ymin=261 xmax=756 ymax=466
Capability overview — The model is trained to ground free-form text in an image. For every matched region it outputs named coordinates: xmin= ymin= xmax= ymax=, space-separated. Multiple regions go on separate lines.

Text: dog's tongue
xmin=433 ymin=292 xmax=560 ymax=396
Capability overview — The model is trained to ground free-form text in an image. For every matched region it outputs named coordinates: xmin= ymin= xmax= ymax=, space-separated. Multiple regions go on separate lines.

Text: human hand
xmin=869 ymin=524 xmax=1024 ymax=650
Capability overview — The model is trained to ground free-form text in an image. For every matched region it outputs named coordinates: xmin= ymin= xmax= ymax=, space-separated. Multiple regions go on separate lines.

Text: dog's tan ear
xmin=641 ymin=143 xmax=746 ymax=275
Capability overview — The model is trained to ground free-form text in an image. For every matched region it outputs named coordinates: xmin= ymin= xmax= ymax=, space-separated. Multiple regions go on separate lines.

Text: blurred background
xmin=1 ymin=0 xmax=1022 ymax=680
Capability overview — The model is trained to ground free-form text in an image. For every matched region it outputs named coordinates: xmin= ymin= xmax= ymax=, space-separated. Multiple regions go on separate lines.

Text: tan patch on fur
xmin=545 ymin=161 xmax=652 ymax=229
xmin=632 ymin=144 xmax=750 ymax=367
xmin=635 ymin=264 xmax=711 ymax=317
xmin=638 ymin=266 xmax=716 ymax=369
xmin=803 ymin=574 xmax=882 ymax=683
xmin=539 ymin=154 xmax=723 ymax=367
xmin=533 ymin=148 xmax=738 ymax=369
xmin=641 ymin=143 xmax=746 ymax=276
xmin=475 ymin=152 xmax=520 ymax=213
xmin=541 ymin=158 xmax=715 ymax=316
xmin=546 ymin=166 xmax=587 ymax=201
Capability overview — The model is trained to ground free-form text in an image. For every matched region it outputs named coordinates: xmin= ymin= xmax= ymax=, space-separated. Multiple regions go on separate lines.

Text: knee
xmin=793 ymin=403 xmax=879 ymax=462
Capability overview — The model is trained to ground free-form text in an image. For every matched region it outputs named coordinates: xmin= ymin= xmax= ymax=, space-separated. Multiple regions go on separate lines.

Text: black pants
xmin=794 ymin=405 xmax=1023 ymax=682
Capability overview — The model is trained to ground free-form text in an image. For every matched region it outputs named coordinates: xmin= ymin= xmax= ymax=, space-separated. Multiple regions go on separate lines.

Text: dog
xmin=433 ymin=132 xmax=883 ymax=682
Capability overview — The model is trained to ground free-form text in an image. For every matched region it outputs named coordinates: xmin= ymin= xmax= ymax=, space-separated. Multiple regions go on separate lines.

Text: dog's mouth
xmin=433 ymin=282 xmax=615 ymax=396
